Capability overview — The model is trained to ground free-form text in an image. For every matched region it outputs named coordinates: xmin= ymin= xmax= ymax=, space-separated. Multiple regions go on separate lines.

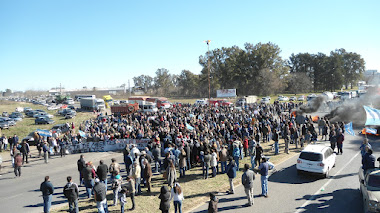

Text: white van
xmin=142 ymin=103 xmax=158 ymax=113
xmin=296 ymin=144 xmax=336 ymax=178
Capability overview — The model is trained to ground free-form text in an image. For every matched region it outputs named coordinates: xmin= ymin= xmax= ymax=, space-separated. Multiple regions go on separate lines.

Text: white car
xmin=296 ymin=144 xmax=336 ymax=178
xmin=359 ymin=167 xmax=380 ymax=213
xmin=261 ymin=97 xmax=270 ymax=104
xmin=298 ymin=96 xmax=305 ymax=101
xmin=278 ymin=96 xmax=289 ymax=101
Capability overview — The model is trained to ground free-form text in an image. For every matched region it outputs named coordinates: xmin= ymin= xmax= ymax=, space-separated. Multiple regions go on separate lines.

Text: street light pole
xmin=205 ymin=40 xmax=211 ymax=101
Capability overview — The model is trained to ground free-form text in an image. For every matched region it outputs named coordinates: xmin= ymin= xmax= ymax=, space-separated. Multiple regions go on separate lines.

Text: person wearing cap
xmin=362 ymin=147 xmax=375 ymax=174
xmin=93 ymin=178 xmax=108 ymax=213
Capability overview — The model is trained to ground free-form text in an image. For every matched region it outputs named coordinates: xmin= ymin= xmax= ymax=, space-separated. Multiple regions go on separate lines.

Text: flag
xmin=37 ymin=129 xmax=52 ymax=137
xmin=186 ymin=123 xmax=194 ymax=131
xmin=366 ymin=128 xmax=377 ymax=135
xmin=364 ymin=106 xmax=380 ymax=126
xmin=344 ymin=122 xmax=355 ymax=136
xmin=79 ymin=130 xmax=86 ymax=138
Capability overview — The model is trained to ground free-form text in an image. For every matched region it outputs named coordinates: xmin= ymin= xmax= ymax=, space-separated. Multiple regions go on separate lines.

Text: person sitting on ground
xmin=208 ymin=192 xmax=219 ymax=213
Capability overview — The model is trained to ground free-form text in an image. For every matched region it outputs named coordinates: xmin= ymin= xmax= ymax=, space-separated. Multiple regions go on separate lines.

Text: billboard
xmin=217 ymin=89 xmax=236 ymax=98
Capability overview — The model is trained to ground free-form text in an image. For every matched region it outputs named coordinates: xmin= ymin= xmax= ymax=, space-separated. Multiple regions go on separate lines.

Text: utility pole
xmin=128 ymin=79 xmax=131 ymax=96
xmin=205 ymin=40 xmax=211 ymax=101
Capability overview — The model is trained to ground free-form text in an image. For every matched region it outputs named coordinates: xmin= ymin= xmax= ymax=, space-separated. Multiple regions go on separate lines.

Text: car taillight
xmin=297 ymin=160 xmax=302 ymax=164
xmin=318 ymin=163 xmax=324 ymax=167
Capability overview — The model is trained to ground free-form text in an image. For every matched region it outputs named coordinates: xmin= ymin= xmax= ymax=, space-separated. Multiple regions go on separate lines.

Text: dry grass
xmin=52 ymin=138 xmax=301 ymax=213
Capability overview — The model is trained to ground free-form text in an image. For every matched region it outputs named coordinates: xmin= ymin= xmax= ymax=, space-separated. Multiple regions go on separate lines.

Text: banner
xmin=364 ymin=106 xmax=380 ymax=126
xmin=65 ymin=139 xmax=150 ymax=154
xmin=37 ymin=129 xmax=52 ymax=137
xmin=366 ymin=128 xmax=377 ymax=135
xmin=344 ymin=122 xmax=355 ymax=136
xmin=216 ymin=89 xmax=236 ymax=98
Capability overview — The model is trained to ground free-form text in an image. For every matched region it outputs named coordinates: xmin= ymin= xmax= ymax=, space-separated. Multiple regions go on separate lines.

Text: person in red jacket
xmin=243 ymin=137 xmax=249 ymax=157
xmin=14 ymin=153 xmax=23 ymax=177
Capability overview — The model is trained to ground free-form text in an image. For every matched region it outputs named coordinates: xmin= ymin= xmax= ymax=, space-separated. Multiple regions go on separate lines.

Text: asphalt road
xmin=192 ymin=132 xmax=371 ymax=213
xmin=0 ymin=150 xmax=125 ymax=213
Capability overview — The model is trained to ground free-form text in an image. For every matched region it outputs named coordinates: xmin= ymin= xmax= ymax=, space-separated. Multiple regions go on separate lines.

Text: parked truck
xmin=80 ymin=98 xmax=105 ymax=111
xmin=111 ymin=103 xmax=139 ymax=115
xmin=236 ymin=95 xmax=257 ymax=106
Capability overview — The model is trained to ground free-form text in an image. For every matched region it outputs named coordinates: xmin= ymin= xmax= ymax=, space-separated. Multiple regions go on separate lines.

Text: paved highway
xmin=192 ymin=132 xmax=371 ymax=213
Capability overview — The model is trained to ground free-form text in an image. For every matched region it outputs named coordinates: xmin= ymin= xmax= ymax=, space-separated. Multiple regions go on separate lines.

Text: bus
xmin=74 ymin=94 xmax=95 ymax=101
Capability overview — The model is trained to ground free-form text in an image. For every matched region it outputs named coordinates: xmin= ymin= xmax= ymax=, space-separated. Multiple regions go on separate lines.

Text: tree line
xmin=133 ymin=42 xmax=365 ymax=98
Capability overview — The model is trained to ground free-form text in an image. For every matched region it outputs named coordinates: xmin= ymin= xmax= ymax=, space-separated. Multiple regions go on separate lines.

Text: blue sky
xmin=1 ymin=0 xmax=379 ymax=91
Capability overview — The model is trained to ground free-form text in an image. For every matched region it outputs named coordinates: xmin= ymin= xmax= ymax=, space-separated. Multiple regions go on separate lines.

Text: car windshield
xmin=368 ymin=175 xmax=380 ymax=188
xmin=299 ymin=152 xmax=323 ymax=161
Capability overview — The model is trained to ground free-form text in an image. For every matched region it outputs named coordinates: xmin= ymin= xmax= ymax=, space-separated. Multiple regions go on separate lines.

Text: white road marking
xmin=295 ymin=151 xmax=361 ymax=213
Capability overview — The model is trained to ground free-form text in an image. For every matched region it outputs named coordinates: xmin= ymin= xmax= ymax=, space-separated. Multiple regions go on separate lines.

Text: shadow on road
xmin=269 ymin=165 xmax=320 ymax=184
xmin=295 ymin=188 xmax=362 ymax=213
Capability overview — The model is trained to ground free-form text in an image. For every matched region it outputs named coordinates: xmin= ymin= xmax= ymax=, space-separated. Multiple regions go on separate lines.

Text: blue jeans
xmin=180 ymin=167 xmax=186 ymax=178
xmin=96 ymin=199 xmax=108 ymax=213
xmin=261 ymin=175 xmax=268 ymax=196
xmin=43 ymin=194 xmax=52 ymax=213
xmin=84 ymin=180 xmax=94 ymax=198
xmin=203 ymin=165 xmax=209 ymax=179
xmin=274 ymin=141 xmax=279 ymax=155
xmin=174 ymin=200 xmax=182 ymax=213
xmin=250 ymin=155 xmax=256 ymax=169
xmin=187 ymin=157 xmax=191 ymax=170
xmin=155 ymin=160 xmax=161 ymax=173
xmin=221 ymin=161 xmax=227 ymax=174
xmin=68 ymin=199 xmax=79 ymax=213
xmin=234 ymin=156 xmax=240 ymax=171
xmin=135 ymin=177 xmax=141 ymax=195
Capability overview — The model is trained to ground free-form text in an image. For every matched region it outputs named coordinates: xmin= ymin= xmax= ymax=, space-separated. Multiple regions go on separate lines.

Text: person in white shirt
xmin=210 ymin=149 xmax=218 ymax=177
xmin=170 ymin=182 xmax=184 ymax=213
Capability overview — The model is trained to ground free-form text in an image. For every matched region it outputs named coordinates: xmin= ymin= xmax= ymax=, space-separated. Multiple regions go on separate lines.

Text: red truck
xmin=146 ymin=97 xmax=171 ymax=109
xmin=209 ymin=99 xmax=233 ymax=106
xmin=111 ymin=103 xmax=139 ymax=115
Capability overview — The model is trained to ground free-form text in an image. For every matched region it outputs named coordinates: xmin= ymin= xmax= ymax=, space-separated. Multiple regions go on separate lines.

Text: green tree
xmin=133 ymin=75 xmax=153 ymax=92
xmin=153 ymin=68 xmax=173 ymax=95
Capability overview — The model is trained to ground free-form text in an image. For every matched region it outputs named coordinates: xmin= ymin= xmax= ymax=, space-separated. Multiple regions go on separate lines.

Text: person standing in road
xmin=12 ymin=134 xmax=19 ymax=149
xmin=329 ymin=131 xmax=337 ymax=152
xmin=40 ymin=176 xmax=54 ymax=213
xmin=77 ymin=155 xmax=86 ymax=185
xmin=225 ymin=156 xmax=237 ymax=194
xmin=93 ymin=178 xmax=108 ymax=213
xmin=111 ymin=171 xmax=122 ymax=206
xmin=82 ymin=163 xmax=95 ymax=199
xmin=257 ymin=157 xmax=269 ymax=197
xmin=20 ymin=140 xmax=30 ymax=164
xmin=242 ymin=164 xmax=255 ymax=206
xmin=14 ymin=153 xmax=23 ymax=177
xmin=63 ymin=176 xmax=79 ymax=213
xmin=123 ymin=149 xmax=133 ymax=176
xmin=96 ymin=160 xmax=108 ymax=188
xmin=336 ymin=130 xmax=344 ymax=155
xmin=43 ymin=142 xmax=49 ymax=164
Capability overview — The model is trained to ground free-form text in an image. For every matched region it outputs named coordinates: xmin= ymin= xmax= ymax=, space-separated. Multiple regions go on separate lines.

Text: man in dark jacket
xmin=226 ymin=157 xmax=237 ymax=194
xmin=40 ymin=176 xmax=54 ymax=213
xmin=96 ymin=160 xmax=108 ymax=188
xmin=362 ymin=148 xmax=376 ymax=173
xmin=93 ymin=178 xmax=108 ymax=213
xmin=143 ymin=159 xmax=153 ymax=193
xmin=14 ymin=153 xmax=23 ymax=177
xmin=204 ymin=151 xmax=211 ymax=179
xmin=242 ymin=164 xmax=255 ymax=206
xmin=257 ymin=157 xmax=269 ymax=197
xmin=159 ymin=186 xmax=170 ymax=213
xmin=77 ymin=155 xmax=86 ymax=185
xmin=63 ymin=176 xmax=79 ymax=213
xmin=123 ymin=149 xmax=133 ymax=176
xmin=82 ymin=163 xmax=95 ymax=198
xmin=20 ymin=141 xmax=30 ymax=164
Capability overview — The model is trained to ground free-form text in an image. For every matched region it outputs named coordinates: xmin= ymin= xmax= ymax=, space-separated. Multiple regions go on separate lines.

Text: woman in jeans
xmin=170 ymin=182 xmax=184 ymax=213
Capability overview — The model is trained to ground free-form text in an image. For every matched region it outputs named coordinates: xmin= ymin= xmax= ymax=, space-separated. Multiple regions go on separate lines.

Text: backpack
xmin=63 ymin=184 xmax=77 ymax=201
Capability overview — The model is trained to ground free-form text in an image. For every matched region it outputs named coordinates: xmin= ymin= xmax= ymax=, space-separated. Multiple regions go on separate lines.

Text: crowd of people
xmin=0 ymin=101 xmax=353 ymax=212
